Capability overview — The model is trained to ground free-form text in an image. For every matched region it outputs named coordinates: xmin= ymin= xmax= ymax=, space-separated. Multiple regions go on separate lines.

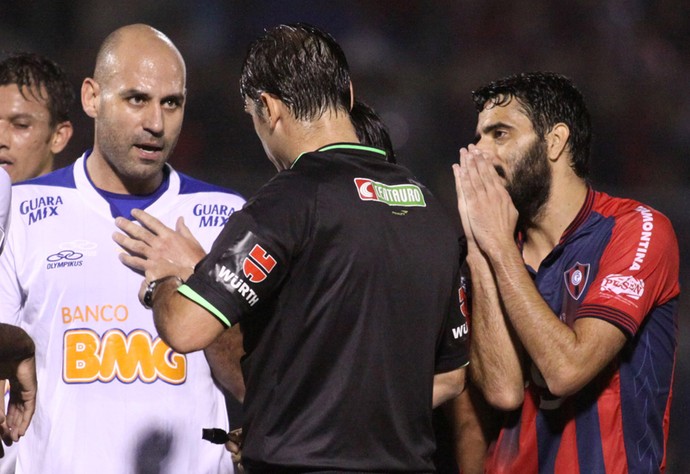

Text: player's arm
xmin=465 ymin=248 xmax=525 ymax=409
xmin=488 ymin=248 xmax=626 ymax=396
xmin=432 ymin=365 xmax=466 ymax=408
xmin=453 ymin=147 xmax=525 ymax=409
xmin=0 ymin=324 xmax=34 ymax=364
xmin=457 ymin=150 xmax=629 ymax=397
xmin=446 ymin=381 xmax=501 ymax=474
xmin=0 ymin=324 xmax=37 ymax=444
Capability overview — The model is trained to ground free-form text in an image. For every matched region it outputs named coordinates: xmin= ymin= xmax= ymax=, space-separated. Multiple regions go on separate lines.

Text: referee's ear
xmin=259 ymin=92 xmax=284 ymax=131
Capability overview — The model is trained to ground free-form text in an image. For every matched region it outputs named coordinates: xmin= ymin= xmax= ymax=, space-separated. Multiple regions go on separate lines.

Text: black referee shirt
xmin=182 ymin=144 xmax=469 ymax=472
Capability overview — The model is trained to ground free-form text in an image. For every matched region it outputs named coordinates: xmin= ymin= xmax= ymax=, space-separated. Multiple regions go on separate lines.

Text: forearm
xmin=0 ymin=324 xmax=35 ymax=363
xmin=466 ymin=250 xmax=524 ymax=409
xmin=152 ymin=279 xmax=226 ymax=354
xmin=204 ymin=326 xmax=246 ymax=403
xmin=432 ymin=366 xmax=466 ymax=408
xmin=449 ymin=382 xmax=499 ymax=474
xmin=487 ymin=245 xmax=624 ymax=396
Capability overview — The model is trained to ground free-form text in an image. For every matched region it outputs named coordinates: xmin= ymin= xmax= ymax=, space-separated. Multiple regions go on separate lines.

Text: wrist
xmin=142 ymin=275 xmax=184 ymax=309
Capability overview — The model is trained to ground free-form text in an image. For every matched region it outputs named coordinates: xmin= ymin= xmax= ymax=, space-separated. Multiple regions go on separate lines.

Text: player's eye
xmin=128 ymin=95 xmax=147 ymax=106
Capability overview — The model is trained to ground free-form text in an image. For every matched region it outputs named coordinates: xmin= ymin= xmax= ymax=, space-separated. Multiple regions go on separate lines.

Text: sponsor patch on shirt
xmin=600 ymin=273 xmax=645 ymax=300
xmin=193 ymin=202 xmax=237 ymax=228
xmin=354 ymin=178 xmax=426 ymax=207
xmin=20 ymin=195 xmax=63 ymax=225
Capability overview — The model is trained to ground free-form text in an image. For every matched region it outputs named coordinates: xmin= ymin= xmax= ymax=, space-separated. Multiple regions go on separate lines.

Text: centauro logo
xmin=354 ymin=178 xmax=426 ymax=207
xmin=63 ymin=328 xmax=186 ymax=384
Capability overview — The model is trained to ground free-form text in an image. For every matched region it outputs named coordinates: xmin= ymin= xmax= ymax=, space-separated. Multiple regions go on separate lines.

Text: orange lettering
xmin=62 ymin=328 xmax=186 ymax=384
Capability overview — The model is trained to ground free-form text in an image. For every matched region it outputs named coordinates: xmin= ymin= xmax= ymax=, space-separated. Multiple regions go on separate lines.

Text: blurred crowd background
xmin=2 ymin=0 xmax=688 ymax=470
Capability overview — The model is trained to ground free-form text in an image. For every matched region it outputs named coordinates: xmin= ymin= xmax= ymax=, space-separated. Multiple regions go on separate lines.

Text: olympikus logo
xmin=20 ymin=195 xmax=63 ymax=225
xmin=193 ymin=203 xmax=236 ymax=228
xmin=354 ymin=178 xmax=426 ymax=207
xmin=630 ymin=206 xmax=653 ymax=271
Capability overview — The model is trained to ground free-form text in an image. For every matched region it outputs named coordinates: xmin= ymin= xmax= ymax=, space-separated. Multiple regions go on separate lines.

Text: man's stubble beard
xmin=505 ymin=137 xmax=552 ymax=231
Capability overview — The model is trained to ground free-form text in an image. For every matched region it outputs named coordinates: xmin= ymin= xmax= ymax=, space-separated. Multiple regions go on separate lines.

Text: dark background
xmin=2 ymin=1 xmax=688 ymax=470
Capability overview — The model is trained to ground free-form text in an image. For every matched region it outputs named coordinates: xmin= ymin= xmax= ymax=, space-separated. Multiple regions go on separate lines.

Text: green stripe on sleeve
xmin=177 ymin=284 xmax=232 ymax=328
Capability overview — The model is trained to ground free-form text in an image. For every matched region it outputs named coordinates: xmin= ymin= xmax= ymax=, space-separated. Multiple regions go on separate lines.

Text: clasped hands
xmin=452 ymin=145 xmax=518 ymax=257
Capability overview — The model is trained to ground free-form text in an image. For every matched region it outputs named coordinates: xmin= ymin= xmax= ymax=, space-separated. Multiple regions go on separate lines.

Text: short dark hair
xmin=351 ymin=100 xmax=396 ymax=163
xmin=0 ymin=51 xmax=75 ymax=126
xmin=472 ymin=72 xmax=591 ymax=178
xmin=240 ymin=23 xmax=351 ymax=121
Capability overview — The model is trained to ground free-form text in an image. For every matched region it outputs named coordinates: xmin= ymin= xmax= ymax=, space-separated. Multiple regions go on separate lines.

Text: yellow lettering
xmin=62 ymin=328 xmax=186 ymax=384
xmin=153 ymin=339 xmax=187 ymax=383
xmin=63 ymin=330 xmax=101 ymax=382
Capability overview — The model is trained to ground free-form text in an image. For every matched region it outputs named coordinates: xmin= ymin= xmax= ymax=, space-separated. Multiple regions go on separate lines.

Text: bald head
xmin=93 ymin=24 xmax=186 ymax=86
xmin=81 ymin=24 xmax=187 ymax=194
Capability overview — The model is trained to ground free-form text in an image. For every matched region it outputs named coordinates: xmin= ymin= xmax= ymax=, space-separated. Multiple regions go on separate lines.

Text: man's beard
xmin=505 ymin=137 xmax=551 ymax=231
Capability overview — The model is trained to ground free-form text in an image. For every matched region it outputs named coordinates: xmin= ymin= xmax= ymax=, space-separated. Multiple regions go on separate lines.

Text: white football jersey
xmin=0 ymin=153 xmax=244 ymax=474
xmin=0 ymin=168 xmax=9 ymax=254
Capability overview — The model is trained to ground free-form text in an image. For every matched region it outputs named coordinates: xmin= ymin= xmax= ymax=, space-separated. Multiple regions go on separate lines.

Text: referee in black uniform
xmin=117 ymin=23 xmax=469 ymax=473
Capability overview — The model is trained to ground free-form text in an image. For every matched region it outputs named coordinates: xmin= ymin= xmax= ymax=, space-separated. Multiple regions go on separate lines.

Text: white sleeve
xmin=0 ymin=168 xmax=10 ymax=253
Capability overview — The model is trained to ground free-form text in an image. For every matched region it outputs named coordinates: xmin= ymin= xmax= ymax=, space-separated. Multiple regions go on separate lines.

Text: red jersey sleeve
xmin=576 ymin=203 xmax=680 ymax=337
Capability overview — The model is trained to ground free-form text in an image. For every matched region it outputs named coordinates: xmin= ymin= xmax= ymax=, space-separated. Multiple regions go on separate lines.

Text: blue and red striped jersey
xmin=486 ymin=188 xmax=680 ymax=473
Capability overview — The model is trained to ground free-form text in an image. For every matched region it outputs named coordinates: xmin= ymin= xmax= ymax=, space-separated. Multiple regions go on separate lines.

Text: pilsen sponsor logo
xmin=354 ymin=178 xmax=426 ymax=207
xmin=564 ymin=262 xmax=590 ymax=300
xmin=193 ymin=203 xmax=237 ymax=228
xmin=20 ymin=195 xmax=63 ymax=225
xmin=600 ymin=274 xmax=645 ymax=300
xmin=215 ymin=244 xmax=277 ymax=307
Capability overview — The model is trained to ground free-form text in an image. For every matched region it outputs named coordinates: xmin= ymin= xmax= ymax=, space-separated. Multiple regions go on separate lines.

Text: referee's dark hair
xmin=240 ymin=23 xmax=351 ymax=122
xmin=472 ymin=71 xmax=592 ymax=179
xmin=351 ymin=99 xmax=396 ymax=164
xmin=0 ymin=51 xmax=75 ymax=127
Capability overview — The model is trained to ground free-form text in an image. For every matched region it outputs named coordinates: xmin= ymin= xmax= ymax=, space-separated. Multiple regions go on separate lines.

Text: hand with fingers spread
xmin=113 ymin=208 xmax=206 ymax=283
xmin=452 ymin=145 xmax=518 ymax=259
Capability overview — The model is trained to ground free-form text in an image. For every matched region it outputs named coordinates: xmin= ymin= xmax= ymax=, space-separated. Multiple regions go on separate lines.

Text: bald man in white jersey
xmin=0 ymin=25 xmax=244 ymax=473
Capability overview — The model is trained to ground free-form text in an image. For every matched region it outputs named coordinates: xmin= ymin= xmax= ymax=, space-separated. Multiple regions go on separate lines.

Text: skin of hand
xmin=113 ymin=208 xmax=206 ymax=299
xmin=452 ymin=146 xmax=518 ymax=258
xmin=225 ymin=428 xmax=244 ymax=473
xmin=452 ymin=147 xmax=526 ymax=409
xmin=0 ymin=356 xmax=37 ymax=448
